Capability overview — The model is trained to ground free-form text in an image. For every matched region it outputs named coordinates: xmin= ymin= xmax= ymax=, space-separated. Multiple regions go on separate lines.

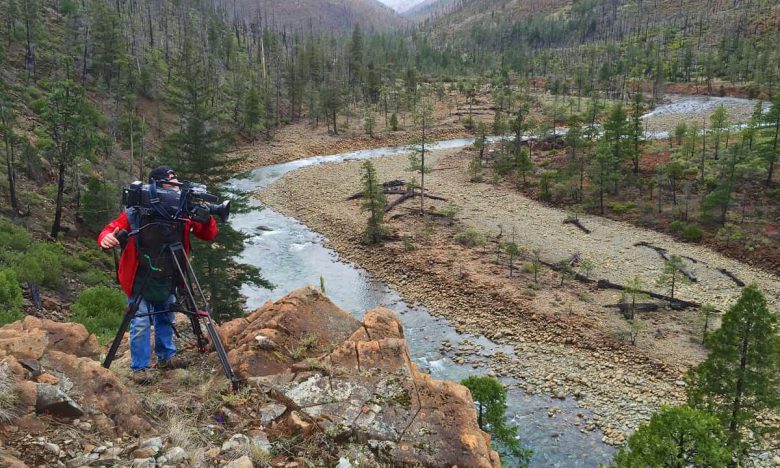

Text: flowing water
xmin=225 ymin=95 xmax=764 ymax=466
xmin=227 ymin=138 xmax=613 ymax=467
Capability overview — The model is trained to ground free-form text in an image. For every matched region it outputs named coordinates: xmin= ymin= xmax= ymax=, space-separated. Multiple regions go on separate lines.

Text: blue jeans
xmin=129 ymin=294 xmax=177 ymax=371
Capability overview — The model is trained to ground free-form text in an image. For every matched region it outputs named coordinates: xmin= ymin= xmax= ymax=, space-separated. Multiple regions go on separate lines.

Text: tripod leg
xmin=202 ymin=318 xmax=240 ymax=391
xmin=103 ymin=298 xmax=141 ymax=369
xmin=168 ymin=244 xmax=241 ymax=390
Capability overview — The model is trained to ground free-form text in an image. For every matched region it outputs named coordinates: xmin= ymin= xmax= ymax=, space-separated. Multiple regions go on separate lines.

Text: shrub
xmin=0 ymin=220 xmax=32 ymax=253
xmin=63 ymin=256 xmax=90 ymax=273
xmin=0 ymin=269 xmax=24 ymax=325
xmin=669 ymin=220 xmax=683 ymax=232
xmin=82 ymin=177 xmax=119 ymax=233
xmin=42 ymin=183 xmax=58 ymax=200
xmin=390 ymin=113 xmax=399 ymax=131
xmin=609 ymin=201 xmax=637 ymax=215
xmin=78 ymin=270 xmax=111 ymax=287
xmin=681 ymin=224 xmax=703 ymax=242
xmin=454 ymin=229 xmax=486 ymax=247
xmin=539 ymin=171 xmax=558 ymax=201
xmin=29 ymin=244 xmax=64 ymax=289
xmin=13 ymin=254 xmax=44 ymax=285
xmin=69 ymin=286 xmax=126 ymax=345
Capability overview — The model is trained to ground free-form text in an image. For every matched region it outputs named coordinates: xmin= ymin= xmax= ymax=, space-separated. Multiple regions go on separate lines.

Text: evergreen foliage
xmin=359 ymin=160 xmax=386 ymax=244
xmin=656 ymin=255 xmax=690 ymax=305
xmin=686 ymin=285 xmax=780 ymax=455
xmin=69 ymin=286 xmax=126 ymax=344
xmin=461 ymin=375 xmax=532 ymax=467
xmin=610 ymin=405 xmax=731 ymax=468
xmin=32 ymin=80 xmax=102 ymax=239
xmin=0 ymin=268 xmax=23 ymax=325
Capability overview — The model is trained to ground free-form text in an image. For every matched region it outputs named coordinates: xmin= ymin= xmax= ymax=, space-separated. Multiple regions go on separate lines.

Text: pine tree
xmin=656 ymin=255 xmax=691 ymax=305
xmin=761 ymin=93 xmax=780 ymax=186
xmin=687 ymin=285 xmax=780 ymax=455
xmin=243 ymin=81 xmax=266 ymax=141
xmin=32 ymin=80 xmax=101 ymax=239
xmin=710 ymin=104 xmax=729 ymax=161
xmin=0 ymin=79 xmax=19 ymax=212
xmin=602 ymin=103 xmax=628 ymax=193
xmin=628 ymin=93 xmax=645 ymax=175
xmin=89 ymin=0 xmax=124 ymax=90
xmin=162 ymin=26 xmax=234 ymax=183
xmin=610 ymin=405 xmax=731 ymax=468
xmin=461 ymin=376 xmax=532 ymax=467
xmin=360 ymin=160 xmax=386 ymax=244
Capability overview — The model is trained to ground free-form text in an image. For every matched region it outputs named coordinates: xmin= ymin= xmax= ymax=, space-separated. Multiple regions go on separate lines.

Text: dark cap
xmin=148 ymin=166 xmax=177 ymax=183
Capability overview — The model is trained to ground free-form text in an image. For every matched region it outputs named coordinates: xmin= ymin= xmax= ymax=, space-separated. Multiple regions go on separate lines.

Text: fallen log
xmin=541 ymin=259 xmax=699 ymax=310
xmin=603 ymin=303 xmax=660 ymax=312
xmin=348 ymin=186 xmax=448 ymax=202
xmin=383 ymin=179 xmax=405 ymax=188
xmin=384 ymin=191 xmax=415 ymax=212
xmin=718 ymin=268 xmax=746 ymax=287
xmin=563 ymin=218 xmax=591 ymax=234
xmin=634 ymin=242 xmax=697 ymax=282
xmin=596 ymin=279 xmax=699 ymax=310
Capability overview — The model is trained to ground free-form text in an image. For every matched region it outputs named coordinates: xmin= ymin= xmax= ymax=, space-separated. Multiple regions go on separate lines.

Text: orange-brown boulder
xmin=221 ymin=286 xmax=361 ymax=378
xmin=227 ymin=289 xmax=499 ymax=467
xmin=0 ymin=318 xmax=151 ymax=437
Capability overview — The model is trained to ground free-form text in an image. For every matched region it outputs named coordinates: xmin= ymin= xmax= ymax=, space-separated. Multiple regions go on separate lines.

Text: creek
xmin=226 ymin=95 xmax=759 ymax=467
xmin=227 ymin=139 xmax=613 ymax=467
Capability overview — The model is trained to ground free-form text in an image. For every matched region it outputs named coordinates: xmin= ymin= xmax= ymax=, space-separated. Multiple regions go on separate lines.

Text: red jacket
xmin=98 ymin=211 xmax=218 ymax=297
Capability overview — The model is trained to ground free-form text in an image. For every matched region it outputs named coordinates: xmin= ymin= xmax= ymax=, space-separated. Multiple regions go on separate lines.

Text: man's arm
xmin=98 ymin=212 xmax=131 ymax=249
xmin=190 ymin=216 xmax=218 ymax=241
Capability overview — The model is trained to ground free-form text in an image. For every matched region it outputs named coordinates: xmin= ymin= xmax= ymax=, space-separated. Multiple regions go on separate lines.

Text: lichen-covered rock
xmin=226 ymin=288 xmax=499 ymax=467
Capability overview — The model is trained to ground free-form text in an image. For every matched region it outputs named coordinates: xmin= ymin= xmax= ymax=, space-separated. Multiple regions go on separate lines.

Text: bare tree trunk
xmin=3 ymin=131 xmax=18 ymax=212
xmin=51 ymin=159 xmax=66 ymax=239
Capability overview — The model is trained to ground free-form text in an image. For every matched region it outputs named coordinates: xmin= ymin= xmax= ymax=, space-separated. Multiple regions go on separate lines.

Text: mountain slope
xmin=237 ymin=0 xmax=407 ymax=32
xmin=424 ymin=0 xmax=777 ymax=47
xmin=402 ymin=0 xmax=460 ymax=19
xmin=416 ymin=0 xmax=780 ymax=93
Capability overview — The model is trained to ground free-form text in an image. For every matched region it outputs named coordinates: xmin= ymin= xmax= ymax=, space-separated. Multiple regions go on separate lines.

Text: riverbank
xmin=257 ymin=150 xmax=691 ymax=446
xmin=257 ymin=143 xmax=780 ymax=447
xmin=231 ymin=123 xmax=475 ymax=170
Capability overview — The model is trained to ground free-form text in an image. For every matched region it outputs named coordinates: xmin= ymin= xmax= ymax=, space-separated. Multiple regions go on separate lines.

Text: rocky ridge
xmin=0 ymin=287 xmax=499 ymax=467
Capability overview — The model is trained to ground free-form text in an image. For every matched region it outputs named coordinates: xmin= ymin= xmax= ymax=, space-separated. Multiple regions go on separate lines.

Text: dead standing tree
xmin=407 ymin=97 xmax=434 ymax=215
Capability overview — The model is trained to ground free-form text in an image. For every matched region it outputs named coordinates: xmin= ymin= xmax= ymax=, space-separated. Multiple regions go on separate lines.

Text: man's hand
xmin=100 ymin=227 xmax=120 ymax=249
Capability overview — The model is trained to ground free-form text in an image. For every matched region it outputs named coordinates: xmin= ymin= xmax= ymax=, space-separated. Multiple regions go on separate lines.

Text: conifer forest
xmin=0 ymin=0 xmax=778 ymax=467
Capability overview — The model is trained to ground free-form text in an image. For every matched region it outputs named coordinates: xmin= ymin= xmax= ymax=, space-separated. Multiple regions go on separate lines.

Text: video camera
xmin=122 ymin=180 xmax=231 ymax=223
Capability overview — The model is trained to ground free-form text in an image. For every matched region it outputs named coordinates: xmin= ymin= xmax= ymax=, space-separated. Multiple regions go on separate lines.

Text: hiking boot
xmin=130 ymin=369 xmax=155 ymax=385
xmin=155 ymin=355 xmax=188 ymax=370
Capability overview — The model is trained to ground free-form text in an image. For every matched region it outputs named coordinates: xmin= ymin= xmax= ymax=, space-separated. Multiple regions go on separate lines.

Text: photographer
xmin=97 ymin=166 xmax=218 ymax=384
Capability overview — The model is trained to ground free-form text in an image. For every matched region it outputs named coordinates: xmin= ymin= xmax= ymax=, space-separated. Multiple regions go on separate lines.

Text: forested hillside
xmin=403 ymin=0 xmax=460 ymax=19
xmin=234 ymin=0 xmax=407 ymax=32
xmin=420 ymin=0 xmax=780 ymax=99
xmin=0 ymin=0 xmax=441 ymax=320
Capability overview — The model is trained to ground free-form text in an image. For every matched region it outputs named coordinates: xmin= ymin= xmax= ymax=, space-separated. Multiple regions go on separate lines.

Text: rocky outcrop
xmin=0 ymin=288 xmax=499 ymax=467
xmin=0 ymin=316 xmax=151 ymax=437
xmin=223 ymin=286 xmax=500 ymax=467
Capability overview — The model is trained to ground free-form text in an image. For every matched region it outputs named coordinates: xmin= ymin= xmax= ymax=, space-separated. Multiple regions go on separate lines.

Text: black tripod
xmin=103 ymin=230 xmax=241 ymax=391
